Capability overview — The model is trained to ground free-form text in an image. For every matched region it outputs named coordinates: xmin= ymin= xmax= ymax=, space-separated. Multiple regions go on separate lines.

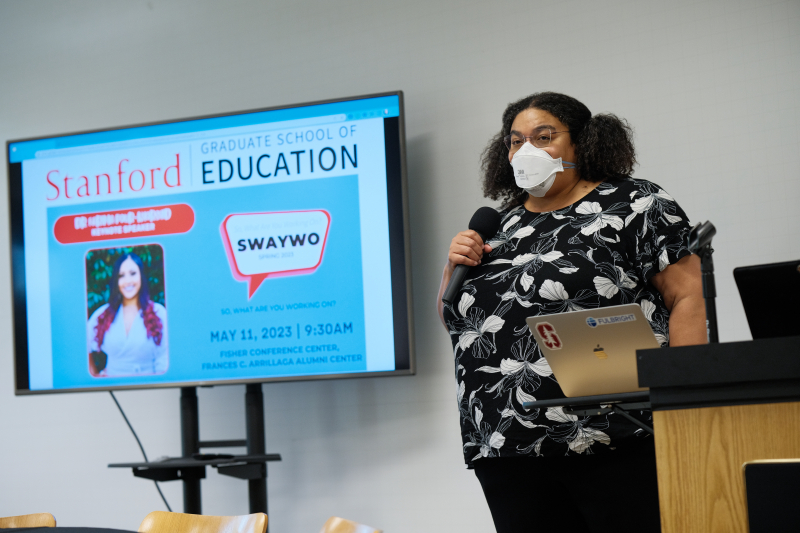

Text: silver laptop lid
xmin=526 ymin=304 xmax=660 ymax=397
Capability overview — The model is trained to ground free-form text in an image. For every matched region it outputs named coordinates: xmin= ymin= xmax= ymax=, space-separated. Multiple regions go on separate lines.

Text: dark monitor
xmin=7 ymin=91 xmax=414 ymax=394
xmin=734 ymin=260 xmax=800 ymax=340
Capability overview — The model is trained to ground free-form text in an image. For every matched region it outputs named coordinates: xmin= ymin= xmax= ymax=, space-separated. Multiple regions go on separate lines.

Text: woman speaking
xmin=87 ymin=252 xmax=168 ymax=377
xmin=437 ymin=92 xmax=705 ymax=532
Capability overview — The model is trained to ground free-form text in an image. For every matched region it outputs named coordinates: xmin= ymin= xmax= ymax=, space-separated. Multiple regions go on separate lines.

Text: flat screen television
xmin=7 ymin=91 xmax=414 ymax=394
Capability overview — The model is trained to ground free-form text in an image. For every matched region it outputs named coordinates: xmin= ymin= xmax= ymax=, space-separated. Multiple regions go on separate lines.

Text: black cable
xmin=109 ymin=391 xmax=172 ymax=512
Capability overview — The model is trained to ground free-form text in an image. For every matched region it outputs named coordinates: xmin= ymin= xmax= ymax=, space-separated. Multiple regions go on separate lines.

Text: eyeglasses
xmin=503 ymin=128 xmax=569 ymax=154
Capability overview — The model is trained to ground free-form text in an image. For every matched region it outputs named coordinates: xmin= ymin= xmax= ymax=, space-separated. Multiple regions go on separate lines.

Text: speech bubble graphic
xmin=221 ymin=210 xmax=331 ymax=298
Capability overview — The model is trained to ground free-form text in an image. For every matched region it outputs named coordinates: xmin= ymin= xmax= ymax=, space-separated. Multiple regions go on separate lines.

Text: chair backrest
xmin=0 ymin=513 xmax=57 ymax=528
xmin=319 ymin=516 xmax=382 ymax=533
xmin=138 ymin=511 xmax=267 ymax=533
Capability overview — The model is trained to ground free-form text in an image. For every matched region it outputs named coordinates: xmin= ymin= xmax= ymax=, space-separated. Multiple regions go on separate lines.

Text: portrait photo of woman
xmin=86 ymin=246 xmax=168 ymax=377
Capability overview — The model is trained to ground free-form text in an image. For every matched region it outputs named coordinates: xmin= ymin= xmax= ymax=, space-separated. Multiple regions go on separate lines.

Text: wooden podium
xmin=638 ymin=336 xmax=800 ymax=532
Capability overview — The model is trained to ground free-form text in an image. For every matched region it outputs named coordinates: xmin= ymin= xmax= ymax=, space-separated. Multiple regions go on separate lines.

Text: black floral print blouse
xmin=442 ymin=177 xmax=693 ymax=463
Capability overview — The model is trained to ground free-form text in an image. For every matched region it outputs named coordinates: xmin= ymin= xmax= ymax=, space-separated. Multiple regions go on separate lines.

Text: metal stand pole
xmin=244 ymin=383 xmax=269 ymax=531
xmin=180 ymin=387 xmax=202 ymax=514
xmin=688 ymin=221 xmax=719 ymax=345
xmin=698 ymin=245 xmax=719 ymax=344
xmin=245 ymin=383 xmax=268 ymax=515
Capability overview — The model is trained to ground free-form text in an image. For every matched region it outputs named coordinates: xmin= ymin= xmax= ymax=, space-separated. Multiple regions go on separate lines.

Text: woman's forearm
xmin=667 ymin=294 xmax=707 ymax=346
xmin=649 ymin=254 xmax=706 ymax=347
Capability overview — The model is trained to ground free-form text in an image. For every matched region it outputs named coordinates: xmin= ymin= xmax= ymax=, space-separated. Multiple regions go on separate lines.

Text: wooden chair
xmin=138 ymin=511 xmax=267 ymax=533
xmin=319 ymin=516 xmax=382 ymax=533
xmin=0 ymin=513 xmax=56 ymax=528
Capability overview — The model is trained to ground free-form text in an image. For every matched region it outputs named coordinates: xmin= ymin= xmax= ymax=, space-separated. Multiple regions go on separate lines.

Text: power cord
xmin=109 ymin=391 xmax=172 ymax=511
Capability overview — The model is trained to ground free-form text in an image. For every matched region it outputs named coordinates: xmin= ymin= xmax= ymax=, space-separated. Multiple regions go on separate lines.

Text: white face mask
xmin=510 ymin=142 xmax=575 ymax=198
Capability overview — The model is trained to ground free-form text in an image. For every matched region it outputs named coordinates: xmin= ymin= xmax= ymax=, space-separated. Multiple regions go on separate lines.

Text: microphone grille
xmin=468 ymin=207 xmax=502 ymax=239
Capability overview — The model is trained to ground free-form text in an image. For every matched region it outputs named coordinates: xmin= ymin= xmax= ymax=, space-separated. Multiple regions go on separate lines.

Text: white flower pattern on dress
xmin=443 ymin=178 xmax=692 ymax=462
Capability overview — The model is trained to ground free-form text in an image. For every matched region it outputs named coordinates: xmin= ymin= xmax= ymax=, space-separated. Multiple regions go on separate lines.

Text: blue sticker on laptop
xmin=586 ymin=314 xmax=636 ymax=327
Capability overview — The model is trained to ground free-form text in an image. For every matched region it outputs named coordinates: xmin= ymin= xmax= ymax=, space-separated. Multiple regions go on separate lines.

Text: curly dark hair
xmin=480 ymin=92 xmax=637 ymax=208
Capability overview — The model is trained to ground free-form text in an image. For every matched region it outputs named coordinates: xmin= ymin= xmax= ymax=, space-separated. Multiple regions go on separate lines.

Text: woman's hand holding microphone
xmin=448 ymin=230 xmax=492 ymax=272
xmin=438 ymin=207 xmax=502 ymax=324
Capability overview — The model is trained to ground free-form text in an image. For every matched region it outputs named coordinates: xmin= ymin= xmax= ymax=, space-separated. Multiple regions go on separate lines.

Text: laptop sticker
xmin=535 ymin=322 xmax=562 ymax=350
xmin=585 ymin=313 xmax=636 ymax=327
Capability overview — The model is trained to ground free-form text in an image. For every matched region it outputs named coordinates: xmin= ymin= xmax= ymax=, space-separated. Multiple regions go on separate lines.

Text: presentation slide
xmin=9 ymin=94 xmax=406 ymax=392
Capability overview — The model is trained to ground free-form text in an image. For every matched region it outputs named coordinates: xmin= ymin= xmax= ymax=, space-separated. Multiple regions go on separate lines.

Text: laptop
xmin=526 ymin=304 xmax=660 ymax=397
xmin=734 ymin=260 xmax=800 ymax=340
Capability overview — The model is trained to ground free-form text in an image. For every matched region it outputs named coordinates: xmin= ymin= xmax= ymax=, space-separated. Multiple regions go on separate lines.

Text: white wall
xmin=1 ymin=0 xmax=798 ymax=531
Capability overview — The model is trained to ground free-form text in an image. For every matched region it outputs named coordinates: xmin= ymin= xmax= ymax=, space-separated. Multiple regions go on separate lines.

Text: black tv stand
xmin=109 ymin=384 xmax=281 ymax=518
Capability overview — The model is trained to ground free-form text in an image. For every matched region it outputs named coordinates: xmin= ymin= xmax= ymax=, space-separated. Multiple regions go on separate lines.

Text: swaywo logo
xmin=221 ymin=210 xmax=331 ymax=298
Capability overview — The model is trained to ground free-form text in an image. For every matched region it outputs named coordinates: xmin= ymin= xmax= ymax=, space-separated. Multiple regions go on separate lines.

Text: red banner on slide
xmin=54 ymin=204 xmax=195 ymax=244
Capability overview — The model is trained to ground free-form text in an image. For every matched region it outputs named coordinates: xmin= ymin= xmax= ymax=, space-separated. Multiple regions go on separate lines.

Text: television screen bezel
xmin=7 ymin=90 xmax=415 ymax=395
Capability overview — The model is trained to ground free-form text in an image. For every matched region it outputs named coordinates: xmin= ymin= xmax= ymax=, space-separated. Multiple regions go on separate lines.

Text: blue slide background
xmin=47 ymin=174 xmax=366 ymax=389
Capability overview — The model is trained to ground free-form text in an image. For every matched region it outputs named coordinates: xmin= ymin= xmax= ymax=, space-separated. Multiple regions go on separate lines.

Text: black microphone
xmin=687 ymin=221 xmax=716 ymax=252
xmin=442 ymin=207 xmax=502 ymax=305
